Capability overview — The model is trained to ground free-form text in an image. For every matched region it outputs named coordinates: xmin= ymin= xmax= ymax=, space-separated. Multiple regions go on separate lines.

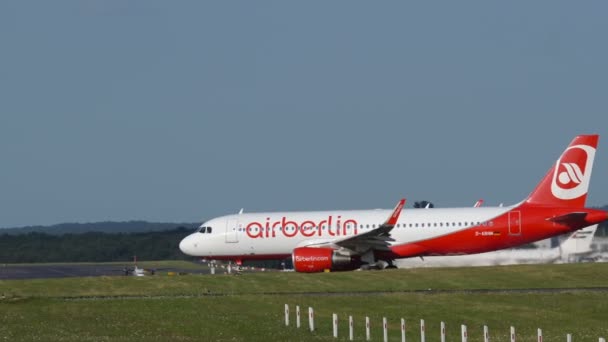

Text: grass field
xmin=1 ymin=263 xmax=607 ymax=341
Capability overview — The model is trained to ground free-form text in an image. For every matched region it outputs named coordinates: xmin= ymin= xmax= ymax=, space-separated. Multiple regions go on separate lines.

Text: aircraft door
xmin=225 ymin=218 xmax=239 ymax=243
xmin=508 ymin=211 xmax=521 ymax=235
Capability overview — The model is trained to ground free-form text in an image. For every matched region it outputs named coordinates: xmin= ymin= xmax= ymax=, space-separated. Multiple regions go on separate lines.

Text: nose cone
xmin=179 ymin=234 xmax=197 ymax=256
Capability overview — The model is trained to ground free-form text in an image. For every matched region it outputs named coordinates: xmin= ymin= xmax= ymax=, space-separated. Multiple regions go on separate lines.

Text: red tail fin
xmin=525 ymin=135 xmax=599 ymax=208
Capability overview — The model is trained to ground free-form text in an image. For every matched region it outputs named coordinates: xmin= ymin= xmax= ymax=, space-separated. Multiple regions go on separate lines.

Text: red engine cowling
xmin=292 ymin=247 xmax=359 ymax=273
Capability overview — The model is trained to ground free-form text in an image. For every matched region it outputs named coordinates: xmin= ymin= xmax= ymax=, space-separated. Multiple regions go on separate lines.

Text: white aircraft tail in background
xmin=559 ymin=224 xmax=598 ymax=260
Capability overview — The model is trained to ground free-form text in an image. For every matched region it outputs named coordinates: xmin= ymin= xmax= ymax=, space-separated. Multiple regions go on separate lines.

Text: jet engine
xmin=292 ymin=247 xmax=359 ymax=273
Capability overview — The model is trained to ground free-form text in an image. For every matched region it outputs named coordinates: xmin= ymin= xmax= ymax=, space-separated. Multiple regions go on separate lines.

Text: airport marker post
xmin=440 ymin=321 xmax=446 ymax=342
xmin=483 ymin=325 xmax=489 ymax=342
xmin=308 ymin=307 xmax=314 ymax=332
xmin=461 ymin=324 xmax=468 ymax=342
xmin=420 ymin=319 xmax=426 ymax=342
xmin=296 ymin=305 xmax=300 ymax=328
xmin=349 ymin=316 xmax=354 ymax=341
xmin=333 ymin=313 xmax=338 ymax=338
xmin=538 ymin=328 xmax=542 ymax=342
xmin=401 ymin=318 xmax=406 ymax=342
xmin=383 ymin=317 xmax=388 ymax=342
xmin=365 ymin=316 xmax=371 ymax=341
xmin=510 ymin=326 xmax=516 ymax=342
xmin=284 ymin=304 xmax=289 ymax=326
xmin=567 ymin=334 xmax=572 ymax=342
xmin=600 ymin=338 xmax=606 ymax=342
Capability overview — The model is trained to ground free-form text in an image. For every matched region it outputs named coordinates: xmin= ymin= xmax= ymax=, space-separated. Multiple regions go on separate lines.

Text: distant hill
xmin=0 ymin=221 xmax=200 ymax=235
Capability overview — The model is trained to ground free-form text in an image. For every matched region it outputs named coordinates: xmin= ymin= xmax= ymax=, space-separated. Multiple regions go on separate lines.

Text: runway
xmin=0 ymin=264 xmax=208 ymax=280
xmin=54 ymin=286 xmax=608 ymax=301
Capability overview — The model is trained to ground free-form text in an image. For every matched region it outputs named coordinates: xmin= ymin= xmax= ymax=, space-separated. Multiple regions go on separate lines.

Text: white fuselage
xmin=179 ymin=206 xmax=512 ymax=259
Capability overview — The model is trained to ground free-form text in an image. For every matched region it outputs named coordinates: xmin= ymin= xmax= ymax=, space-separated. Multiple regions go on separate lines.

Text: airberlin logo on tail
xmin=551 ymin=144 xmax=596 ymax=200
xmin=558 ymin=163 xmax=584 ymax=185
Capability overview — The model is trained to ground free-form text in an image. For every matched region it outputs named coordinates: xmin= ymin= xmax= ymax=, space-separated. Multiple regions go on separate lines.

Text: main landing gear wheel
xmin=360 ymin=260 xmax=396 ymax=270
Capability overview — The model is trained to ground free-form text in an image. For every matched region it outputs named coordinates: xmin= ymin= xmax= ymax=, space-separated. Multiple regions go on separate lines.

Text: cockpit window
xmin=197 ymin=226 xmax=213 ymax=234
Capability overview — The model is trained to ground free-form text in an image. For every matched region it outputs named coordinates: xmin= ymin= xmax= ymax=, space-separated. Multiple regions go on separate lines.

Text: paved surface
xmin=0 ymin=264 xmax=208 ymax=280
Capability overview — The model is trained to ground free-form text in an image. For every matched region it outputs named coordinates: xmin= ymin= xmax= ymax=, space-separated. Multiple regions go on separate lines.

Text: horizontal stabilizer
xmin=547 ymin=212 xmax=587 ymax=225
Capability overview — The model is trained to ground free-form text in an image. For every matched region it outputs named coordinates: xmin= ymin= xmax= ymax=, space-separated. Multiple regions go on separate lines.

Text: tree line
xmin=0 ymin=227 xmax=193 ymax=263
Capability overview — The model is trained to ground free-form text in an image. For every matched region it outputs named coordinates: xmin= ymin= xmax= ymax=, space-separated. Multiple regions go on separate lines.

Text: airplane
xmin=120 ymin=256 xmax=164 ymax=276
xmin=131 ymin=265 xmax=146 ymax=277
xmin=179 ymin=135 xmax=608 ymax=273
xmin=123 ymin=256 xmax=146 ymax=276
xmin=396 ymin=224 xmax=598 ymax=268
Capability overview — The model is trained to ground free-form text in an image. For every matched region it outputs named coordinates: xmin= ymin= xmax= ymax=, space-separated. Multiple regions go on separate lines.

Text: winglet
xmin=385 ymin=199 xmax=406 ymax=226
xmin=474 ymin=199 xmax=484 ymax=208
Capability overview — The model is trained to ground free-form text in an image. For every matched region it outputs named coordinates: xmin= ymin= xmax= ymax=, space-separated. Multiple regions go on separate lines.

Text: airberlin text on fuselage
xmin=245 ymin=216 xmax=358 ymax=239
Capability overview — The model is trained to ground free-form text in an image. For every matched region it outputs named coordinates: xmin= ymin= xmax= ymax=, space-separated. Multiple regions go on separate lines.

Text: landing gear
xmin=359 ymin=251 xmax=397 ymax=270
xmin=360 ymin=260 xmax=397 ymax=270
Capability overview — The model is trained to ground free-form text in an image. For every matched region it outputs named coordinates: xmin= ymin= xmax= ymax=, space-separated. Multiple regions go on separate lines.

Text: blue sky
xmin=1 ymin=1 xmax=607 ymax=227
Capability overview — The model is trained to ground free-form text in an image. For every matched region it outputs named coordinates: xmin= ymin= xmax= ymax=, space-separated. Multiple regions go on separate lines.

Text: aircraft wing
xmin=332 ymin=199 xmax=405 ymax=253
